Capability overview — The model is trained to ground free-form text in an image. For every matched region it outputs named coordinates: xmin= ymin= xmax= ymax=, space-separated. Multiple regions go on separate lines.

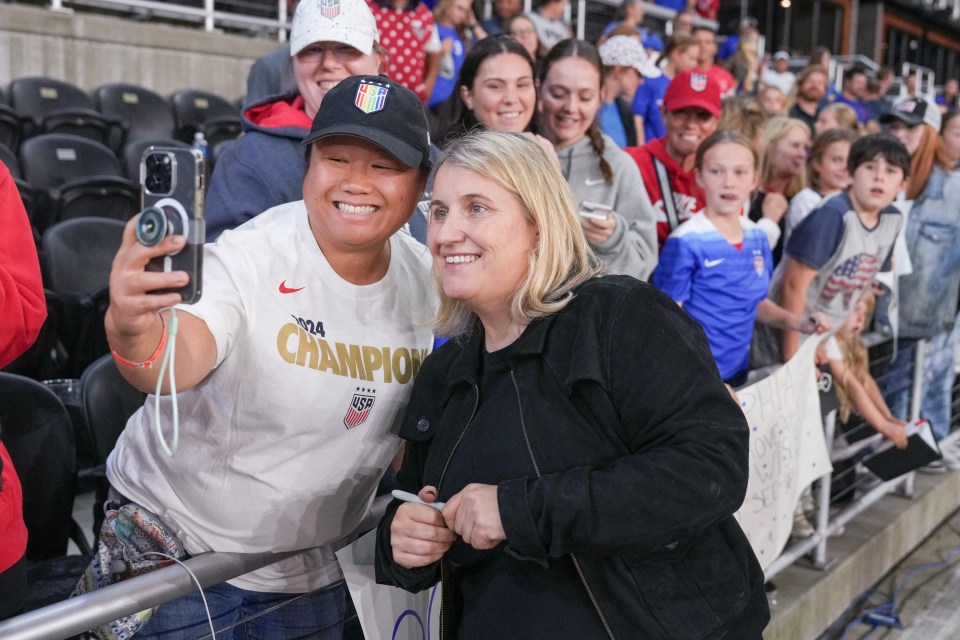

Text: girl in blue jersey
xmin=654 ymin=130 xmax=824 ymax=386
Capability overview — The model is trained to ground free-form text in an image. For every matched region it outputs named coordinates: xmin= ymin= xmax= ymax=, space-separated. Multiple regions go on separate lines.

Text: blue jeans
xmin=137 ymin=580 xmax=347 ymax=640
xmin=881 ymin=331 xmax=958 ymax=440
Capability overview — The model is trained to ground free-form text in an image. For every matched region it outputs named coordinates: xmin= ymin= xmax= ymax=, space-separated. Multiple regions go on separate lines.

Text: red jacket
xmin=0 ymin=161 xmax=44 ymax=573
xmin=0 ymin=442 xmax=27 ymax=572
xmin=625 ymin=138 xmax=706 ymax=251
xmin=0 ymin=162 xmax=45 ymax=368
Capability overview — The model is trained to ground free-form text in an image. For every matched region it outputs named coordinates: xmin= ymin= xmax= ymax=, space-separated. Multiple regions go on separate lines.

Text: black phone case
xmin=141 ymin=147 xmax=205 ymax=304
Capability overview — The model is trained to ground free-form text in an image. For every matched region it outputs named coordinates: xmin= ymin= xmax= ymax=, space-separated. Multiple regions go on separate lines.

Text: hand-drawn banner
xmin=336 ymin=530 xmax=441 ymax=640
xmin=734 ymin=336 xmax=833 ymax=569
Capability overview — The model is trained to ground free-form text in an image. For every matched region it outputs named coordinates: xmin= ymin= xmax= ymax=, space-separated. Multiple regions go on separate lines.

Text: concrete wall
xmin=0 ymin=3 xmax=280 ymax=101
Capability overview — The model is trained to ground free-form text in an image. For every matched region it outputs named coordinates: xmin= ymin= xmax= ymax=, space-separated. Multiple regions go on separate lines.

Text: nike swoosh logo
xmin=585 ymin=178 xmax=605 ymax=186
xmin=279 ymin=280 xmax=305 ymax=294
xmin=703 ymin=258 xmax=725 ymax=268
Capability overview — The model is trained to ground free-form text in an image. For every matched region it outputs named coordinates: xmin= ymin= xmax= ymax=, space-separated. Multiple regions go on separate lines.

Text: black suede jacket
xmin=375 ymin=276 xmax=770 ymax=639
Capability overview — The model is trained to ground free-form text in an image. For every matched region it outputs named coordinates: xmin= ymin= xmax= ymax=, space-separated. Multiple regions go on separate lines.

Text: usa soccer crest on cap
xmin=690 ymin=72 xmax=708 ymax=92
xmin=354 ymin=79 xmax=389 ymax=114
xmin=319 ymin=0 xmax=340 ymax=19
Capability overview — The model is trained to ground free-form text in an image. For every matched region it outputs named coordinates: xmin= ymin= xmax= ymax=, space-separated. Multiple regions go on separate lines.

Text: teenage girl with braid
xmin=538 ymin=39 xmax=659 ymax=281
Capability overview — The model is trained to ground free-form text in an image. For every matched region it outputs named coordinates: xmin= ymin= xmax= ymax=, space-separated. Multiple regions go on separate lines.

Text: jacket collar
xmin=444 ymin=315 xmax=555 ymax=392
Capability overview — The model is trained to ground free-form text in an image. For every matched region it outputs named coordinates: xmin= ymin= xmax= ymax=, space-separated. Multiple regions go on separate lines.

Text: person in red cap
xmin=626 ymin=67 xmax=721 ymax=251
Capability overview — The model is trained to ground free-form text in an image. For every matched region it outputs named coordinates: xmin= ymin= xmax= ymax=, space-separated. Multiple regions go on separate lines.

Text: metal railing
xmin=764 ymin=335 xmax=960 ymax=582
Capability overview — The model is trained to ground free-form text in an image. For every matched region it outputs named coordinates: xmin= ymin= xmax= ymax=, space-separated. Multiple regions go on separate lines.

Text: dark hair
xmin=694 ymin=130 xmax=759 ymax=171
xmin=844 ymin=65 xmax=867 ymax=81
xmin=847 ymin=133 xmax=911 ymax=178
xmin=431 ymin=34 xmax=537 ymax=146
xmin=538 ymin=38 xmax=613 ymax=184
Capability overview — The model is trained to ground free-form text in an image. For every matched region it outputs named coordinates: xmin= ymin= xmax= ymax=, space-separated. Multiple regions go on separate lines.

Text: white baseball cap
xmin=598 ymin=35 xmax=662 ymax=79
xmin=290 ymin=0 xmax=380 ymax=57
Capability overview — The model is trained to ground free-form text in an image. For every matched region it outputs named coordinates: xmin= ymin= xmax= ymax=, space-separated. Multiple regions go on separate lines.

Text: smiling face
xmin=302 ymin=136 xmax=423 ymax=257
xmin=798 ymin=70 xmax=828 ymax=103
xmin=814 ymin=140 xmax=852 ymax=193
xmin=462 ymin=52 xmax=536 ymax=133
xmin=294 ymin=42 xmax=383 ymax=119
xmin=539 ymin=56 xmax=603 ymax=149
xmin=508 ymin=16 xmax=539 ymax=60
xmin=848 ymin=154 xmax=907 ymax=214
xmin=664 ymin=107 xmax=719 ymax=163
xmin=428 ymin=164 xmax=539 ymax=321
xmin=696 ymin=142 xmax=757 ymax=218
xmin=769 ymin=125 xmax=810 ymax=179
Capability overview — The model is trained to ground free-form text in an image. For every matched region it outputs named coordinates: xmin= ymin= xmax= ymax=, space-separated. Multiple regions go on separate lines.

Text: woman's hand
xmin=105 ymin=217 xmax=190 ymax=349
xmin=580 ymin=212 xmax=618 ymax=245
xmin=390 ymin=486 xmax=457 ymax=569
xmin=442 ymin=483 xmax=505 ymax=550
xmin=761 ymin=192 xmax=789 ymax=224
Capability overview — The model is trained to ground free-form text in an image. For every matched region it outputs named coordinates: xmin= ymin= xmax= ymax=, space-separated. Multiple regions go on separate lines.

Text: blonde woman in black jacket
xmin=375 ymin=130 xmax=769 ymax=639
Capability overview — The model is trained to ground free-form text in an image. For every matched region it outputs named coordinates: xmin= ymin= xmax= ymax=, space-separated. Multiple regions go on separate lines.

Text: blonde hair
xmin=760 ymin=116 xmax=810 ymax=199
xmin=431 ymin=131 xmax=603 ymax=337
xmin=834 ymin=292 xmax=875 ymax=423
xmin=820 ymin=102 xmax=860 ymax=134
xmin=719 ymin=94 xmax=768 ymax=149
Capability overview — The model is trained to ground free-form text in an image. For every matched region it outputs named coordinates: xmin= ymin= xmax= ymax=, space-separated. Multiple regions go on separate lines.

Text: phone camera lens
xmin=144 ymin=152 xmax=174 ymax=195
xmin=136 ymin=205 xmax=185 ymax=248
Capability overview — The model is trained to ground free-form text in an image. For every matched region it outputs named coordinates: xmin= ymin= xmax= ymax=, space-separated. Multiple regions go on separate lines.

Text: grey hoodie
xmin=556 ymin=134 xmax=658 ymax=281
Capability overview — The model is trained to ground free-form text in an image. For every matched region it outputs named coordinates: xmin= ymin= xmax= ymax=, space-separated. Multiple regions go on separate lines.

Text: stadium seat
xmin=94 ymin=83 xmax=176 ymax=144
xmin=0 ymin=142 xmax=46 ymax=235
xmin=121 ymin=137 xmax=189 ymax=181
xmin=18 ymin=133 xmax=139 ymax=228
xmin=9 ymin=77 xmax=124 ymax=152
xmin=42 ymin=218 xmax=125 ymax=377
xmin=0 ymin=372 xmax=90 ymax=561
xmin=170 ymin=88 xmax=242 ymax=147
xmin=80 ymin=354 xmax=146 ymax=536
xmin=0 ymin=103 xmax=27 ymax=151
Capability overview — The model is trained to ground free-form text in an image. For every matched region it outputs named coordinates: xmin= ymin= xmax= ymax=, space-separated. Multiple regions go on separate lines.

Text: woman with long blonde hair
xmin=749 ymin=116 xmax=811 ymax=264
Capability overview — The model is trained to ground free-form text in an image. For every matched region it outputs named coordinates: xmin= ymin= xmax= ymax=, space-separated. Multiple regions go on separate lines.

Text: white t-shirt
xmin=760 ymin=68 xmax=796 ymax=95
xmin=784 ymin=187 xmax=827 ymax=244
xmin=107 ymin=201 xmax=437 ymax=592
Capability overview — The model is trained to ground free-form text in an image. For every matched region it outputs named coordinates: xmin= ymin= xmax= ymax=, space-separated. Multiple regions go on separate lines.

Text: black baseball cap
xmin=301 ymin=75 xmax=431 ymax=169
xmin=879 ymin=97 xmax=942 ymax=130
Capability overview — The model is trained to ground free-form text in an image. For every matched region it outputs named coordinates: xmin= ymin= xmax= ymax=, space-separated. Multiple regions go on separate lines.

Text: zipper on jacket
xmin=436 ymin=383 xmax=480 ymax=640
xmin=509 ymin=370 xmax=616 ymax=640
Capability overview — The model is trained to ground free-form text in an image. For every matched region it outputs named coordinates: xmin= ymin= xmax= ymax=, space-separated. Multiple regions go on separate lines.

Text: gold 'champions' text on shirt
xmin=276 ymin=323 xmax=428 ymax=384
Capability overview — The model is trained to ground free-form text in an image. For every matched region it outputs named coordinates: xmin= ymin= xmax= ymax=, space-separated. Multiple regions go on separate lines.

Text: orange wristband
xmin=111 ymin=316 xmax=168 ymax=369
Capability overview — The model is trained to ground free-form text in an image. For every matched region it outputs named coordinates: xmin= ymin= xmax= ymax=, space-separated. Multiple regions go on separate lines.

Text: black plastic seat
xmin=0 ymin=103 xmax=27 ymax=152
xmin=0 ymin=372 xmax=90 ymax=561
xmin=19 ymin=133 xmax=138 ymax=228
xmin=170 ymin=88 xmax=242 ymax=147
xmin=42 ymin=218 xmax=125 ymax=376
xmin=80 ymin=354 xmax=146 ymax=536
xmin=10 ymin=77 xmax=124 ymax=152
xmin=121 ymin=136 xmax=190 ymax=181
xmin=94 ymin=83 xmax=175 ymax=144
xmin=0 ymin=142 xmax=45 ymax=233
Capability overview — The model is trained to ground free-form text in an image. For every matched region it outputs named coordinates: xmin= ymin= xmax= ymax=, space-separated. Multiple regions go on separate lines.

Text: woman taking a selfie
xmin=375 ymin=130 xmax=769 ymax=639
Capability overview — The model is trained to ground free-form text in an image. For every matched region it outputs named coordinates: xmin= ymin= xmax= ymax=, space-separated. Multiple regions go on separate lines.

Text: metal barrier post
xmin=812 ymin=410 xmax=836 ymax=568
xmin=277 ymin=0 xmax=288 ymax=42
xmin=902 ymin=339 xmax=928 ymax=497
xmin=204 ymin=0 xmax=214 ymax=31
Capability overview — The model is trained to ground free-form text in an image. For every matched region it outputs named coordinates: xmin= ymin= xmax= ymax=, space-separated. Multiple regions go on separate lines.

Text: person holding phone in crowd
xmin=101 ymin=76 xmax=436 ymax=637
xmin=375 ymin=129 xmax=769 ymax=639
xmin=537 ymin=39 xmax=658 ymax=280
